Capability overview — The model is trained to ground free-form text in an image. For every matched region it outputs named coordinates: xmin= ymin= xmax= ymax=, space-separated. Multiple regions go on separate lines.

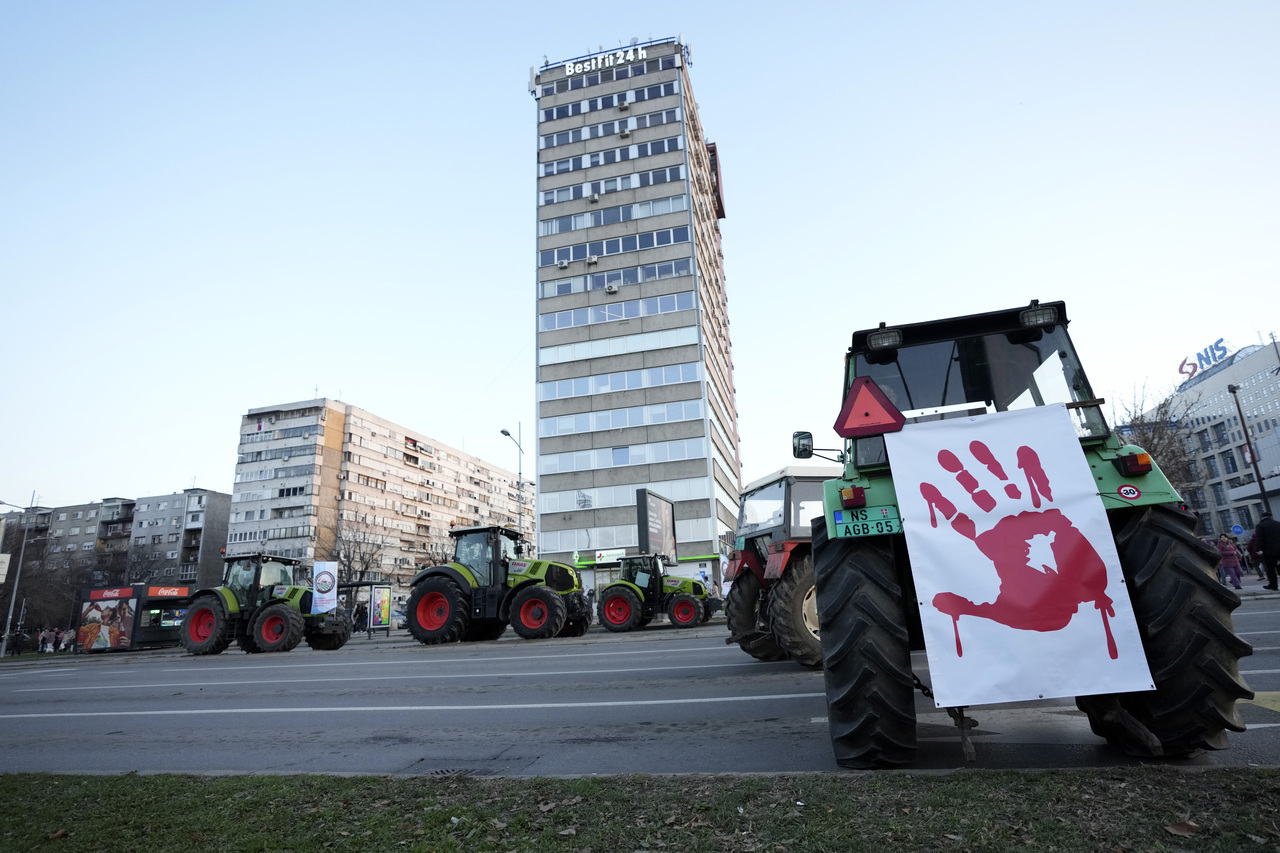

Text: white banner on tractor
xmin=884 ymin=404 xmax=1153 ymax=708
xmin=312 ymin=562 xmax=338 ymax=614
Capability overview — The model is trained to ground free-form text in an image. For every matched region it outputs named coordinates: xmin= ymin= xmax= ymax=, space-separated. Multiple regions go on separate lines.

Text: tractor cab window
xmin=789 ymin=480 xmax=827 ymax=538
xmin=852 ymin=324 xmax=1108 ymax=466
xmin=737 ymin=481 xmax=785 ymax=536
xmin=259 ymin=560 xmax=294 ymax=589
xmin=454 ymin=532 xmax=494 ymax=585
xmin=224 ymin=558 xmax=257 ymax=607
xmin=496 ymin=535 xmax=518 ymax=582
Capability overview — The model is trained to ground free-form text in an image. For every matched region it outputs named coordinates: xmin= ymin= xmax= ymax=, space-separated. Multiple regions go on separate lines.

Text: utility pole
xmin=1227 ymin=385 xmax=1272 ymax=516
xmin=501 ymin=426 xmax=527 ymax=542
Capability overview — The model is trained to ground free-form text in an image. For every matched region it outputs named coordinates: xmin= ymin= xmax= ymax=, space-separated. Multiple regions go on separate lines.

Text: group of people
xmin=6 ymin=627 xmax=72 ymax=656
xmin=1210 ymin=510 xmax=1280 ymax=591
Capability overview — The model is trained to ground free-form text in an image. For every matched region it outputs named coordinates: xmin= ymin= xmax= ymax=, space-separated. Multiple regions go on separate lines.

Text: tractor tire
xmin=250 ymin=603 xmax=305 ymax=653
xmin=179 ymin=594 xmax=234 ymax=656
xmin=769 ymin=555 xmax=822 ymax=667
xmin=407 ymin=577 xmax=472 ymax=645
xmin=598 ymin=587 xmax=642 ymax=633
xmin=558 ymin=616 xmax=590 ymax=638
xmin=462 ymin=620 xmax=508 ymax=642
xmin=1076 ymin=504 xmax=1254 ymax=757
xmin=699 ymin=601 xmax=712 ymax=623
xmin=725 ymin=571 xmax=787 ymax=662
xmin=236 ymin=635 xmax=262 ymax=654
xmin=510 ymin=585 xmax=567 ymax=639
xmin=305 ymin=609 xmax=353 ymax=651
xmin=814 ymin=517 xmax=917 ymax=769
xmin=667 ymin=593 xmax=702 ymax=628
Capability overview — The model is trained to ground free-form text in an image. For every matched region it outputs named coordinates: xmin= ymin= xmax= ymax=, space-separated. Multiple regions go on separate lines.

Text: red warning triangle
xmin=833 ymin=377 xmax=906 ymax=438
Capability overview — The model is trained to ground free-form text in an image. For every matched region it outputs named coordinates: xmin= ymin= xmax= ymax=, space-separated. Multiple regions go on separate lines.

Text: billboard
xmin=636 ymin=489 xmax=677 ymax=561
xmin=77 ymin=596 xmax=138 ymax=651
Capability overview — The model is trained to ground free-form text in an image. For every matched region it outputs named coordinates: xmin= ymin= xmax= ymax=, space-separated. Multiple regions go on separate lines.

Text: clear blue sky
xmin=2 ymin=1 xmax=1277 ymax=508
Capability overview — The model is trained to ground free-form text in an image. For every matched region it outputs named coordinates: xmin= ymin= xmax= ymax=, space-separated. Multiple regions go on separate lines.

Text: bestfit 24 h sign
xmin=562 ymin=46 xmax=648 ymax=76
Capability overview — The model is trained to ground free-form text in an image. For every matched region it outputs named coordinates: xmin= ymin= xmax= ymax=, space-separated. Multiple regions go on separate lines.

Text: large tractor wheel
xmin=250 ymin=603 xmax=305 ymax=653
xmin=180 ymin=594 xmax=234 ymax=656
xmin=769 ymin=555 xmax=822 ymax=667
xmin=666 ymin=593 xmax=702 ymax=628
xmin=813 ymin=517 xmax=917 ymax=769
xmin=407 ymin=577 xmax=472 ymax=645
xmin=725 ymin=571 xmax=786 ymax=662
xmin=462 ymin=620 xmax=508 ymax=642
xmin=510 ymin=585 xmax=567 ymax=639
xmin=304 ymin=609 xmax=353 ymax=651
xmin=598 ymin=587 xmax=642 ymax=633
xmin=236 ymin=635 xmax=263 ymax=654
xmin=1076 ymin=504 xmax=1254 ymax=757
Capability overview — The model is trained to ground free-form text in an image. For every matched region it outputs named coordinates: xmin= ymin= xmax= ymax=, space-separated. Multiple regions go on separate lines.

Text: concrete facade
xmin=530 ymin=38 xmax=740 ymax=582
xmin=226 ymin=398 xmax=532 ymax=599
xmin=129 ymin=489 xmax=230 ymax=588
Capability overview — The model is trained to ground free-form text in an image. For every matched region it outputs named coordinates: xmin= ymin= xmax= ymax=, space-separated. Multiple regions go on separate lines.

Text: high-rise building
xmin=226 ymin=399 xmax=533 ymax=597
xmin=129 ymin=489 xmax=230 ymax=588
xmin=530 ymin=37 xmax=739 ymax=588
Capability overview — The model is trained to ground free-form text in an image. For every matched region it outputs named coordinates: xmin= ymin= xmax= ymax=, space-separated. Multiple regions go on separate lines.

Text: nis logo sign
xmin=563 ymin=46 xmax=647 ymax=76
xmin=1179 ymin=338 xmax=1227 ymax=380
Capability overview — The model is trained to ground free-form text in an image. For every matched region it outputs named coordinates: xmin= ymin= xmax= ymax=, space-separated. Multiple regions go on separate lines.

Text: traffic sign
xmin=1232 ymin=524 xmax=1244 ymax=536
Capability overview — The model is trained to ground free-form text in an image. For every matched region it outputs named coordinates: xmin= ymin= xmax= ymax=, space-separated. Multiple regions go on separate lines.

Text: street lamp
xmin=1226 ymin=385 xmax=1273 ymax=516
xmin=0 ymin=494 xmax=37 ymax=658
xmin=500 ymin=426 xmax=529 ymax=541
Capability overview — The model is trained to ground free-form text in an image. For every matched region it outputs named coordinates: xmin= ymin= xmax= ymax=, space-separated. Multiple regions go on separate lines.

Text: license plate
xmin=832 ymin=506 xmax=901 ymax=537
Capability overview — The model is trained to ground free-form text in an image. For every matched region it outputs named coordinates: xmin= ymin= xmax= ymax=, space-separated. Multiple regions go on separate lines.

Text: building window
xmin=540 ymin=361 xmax=701 ymax=402
xmin=539 ymin=289 xmax=695 ymax=332
xmin=539 ymin=134 xmax=684 ymax=178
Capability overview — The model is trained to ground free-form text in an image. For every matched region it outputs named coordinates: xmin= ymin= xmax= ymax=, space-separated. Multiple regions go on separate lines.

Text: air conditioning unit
xmin=590 ymin=192 xmax=600 ymax=203
xmin=587 ymin=255 xmax=598 ymax=265
xmin=557 ymin=259 xmax=570 ymax=269
xmin=605 ymin=284 xmax=619 ymax=294
xmin=619 ymin=129 xmax=631 ymax=138
xmin=618 ymin=101 xmax=629 ymax=111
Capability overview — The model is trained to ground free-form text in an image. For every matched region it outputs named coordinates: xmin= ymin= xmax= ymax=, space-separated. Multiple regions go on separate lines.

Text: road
xmin=1 ymin=593 xmax=1276 ymax=776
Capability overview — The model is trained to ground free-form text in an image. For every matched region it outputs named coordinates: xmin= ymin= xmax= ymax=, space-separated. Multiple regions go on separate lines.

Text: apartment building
xmin=226 ymin=398 xmax=532 ymax=595
xmin=529 ymin=37 xmax=740 ymax=584
xmin=129 ymin=489 xmax=230 ymax=588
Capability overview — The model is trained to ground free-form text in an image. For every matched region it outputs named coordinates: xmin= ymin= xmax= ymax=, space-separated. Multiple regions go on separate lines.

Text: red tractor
xmin=725 ymin=467 xmax=839 ymax=667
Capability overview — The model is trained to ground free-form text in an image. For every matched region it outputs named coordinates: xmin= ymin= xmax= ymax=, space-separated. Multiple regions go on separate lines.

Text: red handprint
xmin=920 ymin=440 xmax=1118 ymax=660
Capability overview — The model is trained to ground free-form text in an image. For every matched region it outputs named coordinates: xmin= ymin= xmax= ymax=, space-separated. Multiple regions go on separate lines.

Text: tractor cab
xmin=735 ymin=469 xmax=831 ymax=558
xmin=448 ymin=526 xmax=523 ymax=588
xmin=222 ymin=555 xmax=302 ymax=610
xmin=618 ymin=554 xmax=664 ymax=601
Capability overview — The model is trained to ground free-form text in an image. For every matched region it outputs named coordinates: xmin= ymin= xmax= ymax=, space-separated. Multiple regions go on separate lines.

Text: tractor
xmin=596 ymin=553 xmax=721 ymax=632
xmin=405 ymin=525 xmax=591 ymax=644
xmin=792 ymin=299 xmax=1253 ymax=768
xmin=179 ymin=553 xmax=353 ymax=655
xmin=725 ymin=466 xmax=839 ymax=666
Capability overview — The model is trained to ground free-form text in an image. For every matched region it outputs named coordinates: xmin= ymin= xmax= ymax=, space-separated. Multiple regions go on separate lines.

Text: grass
xmin=0 ymin=768 xmax=1277 ymax=852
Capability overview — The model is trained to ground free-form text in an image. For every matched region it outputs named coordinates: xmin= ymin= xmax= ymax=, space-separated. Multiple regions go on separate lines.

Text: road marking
xmin=1244 ymin=692 xmax=1280 ymax=713
xmin=157 ymin=644 xmax=740 ymax=674
xmin=15 ymin=661 xmax=795 ymax=693
xmin=1240 ymin=669 xmax=1280 ymax=676
xmin=0 ymin=691 xmax=826 ymax=720
xmin=1236 ymin=630 xmax=1280 ymax=635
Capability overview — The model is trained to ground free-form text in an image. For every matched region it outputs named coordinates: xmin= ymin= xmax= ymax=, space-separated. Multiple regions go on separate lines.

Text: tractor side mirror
xmin=792 ymin=431 xmax=814 ymax=459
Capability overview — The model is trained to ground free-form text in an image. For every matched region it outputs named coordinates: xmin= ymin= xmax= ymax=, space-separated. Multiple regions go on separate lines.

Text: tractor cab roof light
xmin=1019 ymin=300 xmax=1060 ymax=328
xmin=866 ymin=322 xmax=902 ymax=350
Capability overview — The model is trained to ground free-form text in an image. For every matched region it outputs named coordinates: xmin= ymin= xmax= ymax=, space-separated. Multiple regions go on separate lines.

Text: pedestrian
xmin=1255 ymin=511 xmax=1280 ymax=591
xmin=8 ymin=630 xmax=23 ymax=656
xmin=1213 ymin=535 xmax=1244 ymax=590
xmin=1247 ymin=532 xmax=1266 ymax=580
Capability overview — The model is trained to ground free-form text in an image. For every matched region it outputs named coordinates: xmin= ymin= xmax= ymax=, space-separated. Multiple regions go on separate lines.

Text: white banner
xmin=884 ymin=405 xmax=1153 ymax=707
xmin=312 ymin=562 xmax=338 ymax=614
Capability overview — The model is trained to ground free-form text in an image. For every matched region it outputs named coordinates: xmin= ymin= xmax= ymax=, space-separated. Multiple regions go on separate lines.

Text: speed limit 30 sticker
xmin=1117 ymin=485 xmax=1141 ymax=500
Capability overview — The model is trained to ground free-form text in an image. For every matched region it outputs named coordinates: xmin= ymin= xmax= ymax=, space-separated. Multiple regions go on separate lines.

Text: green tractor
xmin=597 ymin=553 xmax=721 ymax=632
xmin=179 ymin=554 xmax=353 ymax=655
xmin=793 ymin=300 xmax=1254 ymax=768
xmin=405 ymin=525 xmax=591 ymax=644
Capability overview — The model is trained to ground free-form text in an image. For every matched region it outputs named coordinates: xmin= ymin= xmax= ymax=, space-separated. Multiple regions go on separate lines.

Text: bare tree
xmin=1115 ymin=389 xmax=1204 ymax=497
xmin=315 ymin=508 xmax=390 ymax=585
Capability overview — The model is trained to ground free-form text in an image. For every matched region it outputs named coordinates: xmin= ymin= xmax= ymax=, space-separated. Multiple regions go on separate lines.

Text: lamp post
xmin=500 ymin=426 xmax=527 ymax=541
xmin=1227 ymin=385 xmax=1273 ymax=516
xmin=0 ymin=493 xmax=37 ymax=658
